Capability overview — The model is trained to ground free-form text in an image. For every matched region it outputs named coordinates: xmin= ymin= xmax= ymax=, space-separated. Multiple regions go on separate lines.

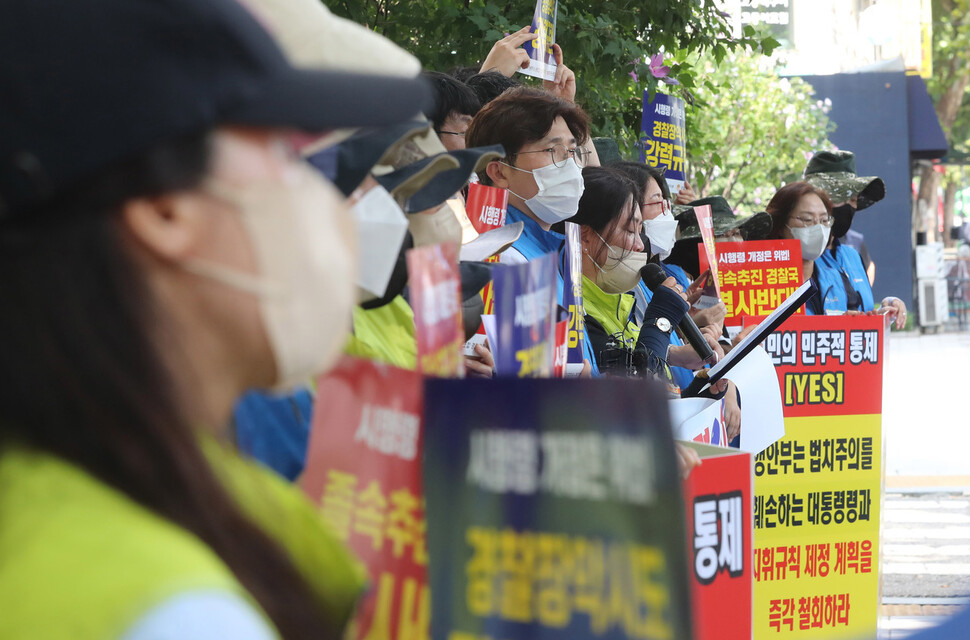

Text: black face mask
xmin=831 ymin=203 xmax=856 ymax=239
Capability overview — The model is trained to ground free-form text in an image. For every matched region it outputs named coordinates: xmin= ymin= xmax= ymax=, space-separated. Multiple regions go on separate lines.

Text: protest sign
xmin=640 ymin=93 xmax=687 ymax=195
xmin=407 ymin=243 xmax=464 ymax=377
xmin=463 ymin=183 xmax=509 ymax=354
xmin=553 ymin=318 xmax=568 ymax=377
xmin=669 ymin=397 xmax=729 ymax=447
xmin=682 ymin=442 xmax=754 ymax=640
xmin=491 ymin=252 xmax=557 ymax=377
xmin=424 ymin=377 xmax=694 ymax=640
xmin=303 ymin=357 xmax=428 ymax=640
xmin=562 ymin=222 xmax=586 ymax=372
xmin=699 ymin=239 xmax=804 ymax=328
xmin=519 ymin=0 xmax=558 ymax=81
xmin=466 ymin=183 xmax=509 ymax=235
xmin=754 ymin=315 xmax=885 ymax=639
xmin=693 ymin=205 xmax=722 ymax=309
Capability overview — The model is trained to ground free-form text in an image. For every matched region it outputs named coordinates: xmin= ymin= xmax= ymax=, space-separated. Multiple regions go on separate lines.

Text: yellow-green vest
xmin=0 ymin=439 xmax=365 ymax=639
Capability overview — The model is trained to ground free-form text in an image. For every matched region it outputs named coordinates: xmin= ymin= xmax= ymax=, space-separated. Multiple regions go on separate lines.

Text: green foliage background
xmin=327 ymin=0 xmax=834 ymax=210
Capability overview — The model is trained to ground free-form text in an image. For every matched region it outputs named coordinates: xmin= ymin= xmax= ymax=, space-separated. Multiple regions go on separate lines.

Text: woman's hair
xmin=611 ymin=161 xmax=671 ymax=203
xmin=570 ymin=166 xmax=639 ymax=241
xmin=765 ymin=181 xmax=833 ymax=239
xmin=0 ymin=133 xmax=339 ymax=640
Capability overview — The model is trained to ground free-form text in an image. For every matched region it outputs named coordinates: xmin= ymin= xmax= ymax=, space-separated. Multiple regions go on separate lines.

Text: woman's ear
xmin=120 ymin=192 xmax=209 ymax=263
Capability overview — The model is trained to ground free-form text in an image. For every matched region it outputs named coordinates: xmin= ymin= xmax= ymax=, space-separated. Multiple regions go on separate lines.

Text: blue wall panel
xmin=802 ymin=72 xmax=913 ymax=309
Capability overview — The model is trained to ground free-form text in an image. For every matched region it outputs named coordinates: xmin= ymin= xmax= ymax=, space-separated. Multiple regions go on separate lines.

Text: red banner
xmin=303 ymin=357 xmax=428 ymax=640
xmin=407 ymin=243 xmax=464 ymax=377
xmin=764 ymin=315 xmax=884 ymax=418
xmin=465 ymin=182 xmax=508 ymax=234
xmin=683 ymin=445 xmax=754 ymax=640
xmin=699 ymin=239 xmax=804 ymax=327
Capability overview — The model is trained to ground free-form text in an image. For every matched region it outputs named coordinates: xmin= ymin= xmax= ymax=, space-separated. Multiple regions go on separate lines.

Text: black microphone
xmin=640 ymin=263 xmax=718 ymax=366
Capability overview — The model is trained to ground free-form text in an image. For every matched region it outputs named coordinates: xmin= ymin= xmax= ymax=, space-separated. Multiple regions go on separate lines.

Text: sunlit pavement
xmin=876 ymin=329 xmax=970 ymax=637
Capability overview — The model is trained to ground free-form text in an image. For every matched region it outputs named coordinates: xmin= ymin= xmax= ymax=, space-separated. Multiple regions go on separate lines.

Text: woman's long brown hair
xmin=0 ymin=132 xmax=341 ymax=640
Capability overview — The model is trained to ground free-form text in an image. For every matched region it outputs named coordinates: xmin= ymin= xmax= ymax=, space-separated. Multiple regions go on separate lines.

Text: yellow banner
xmin=753 ymin=413 xmax=882 ymax=638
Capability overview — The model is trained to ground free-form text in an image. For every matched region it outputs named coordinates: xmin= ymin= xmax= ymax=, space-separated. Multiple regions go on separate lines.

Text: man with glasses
xmin=466 ymin=85 xmax=591 ymax=265
xmin=422 ymin=71 xmax=481 ymax=151
xmin=465 ymin=86 xmax=598 ymax=372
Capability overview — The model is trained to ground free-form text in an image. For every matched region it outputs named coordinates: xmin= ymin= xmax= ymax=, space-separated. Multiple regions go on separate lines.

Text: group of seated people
xmin=0 ymin=0 xmax=918 ymax=637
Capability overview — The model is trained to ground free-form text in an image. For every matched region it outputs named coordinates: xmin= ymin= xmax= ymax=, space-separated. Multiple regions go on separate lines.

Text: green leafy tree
xmin=917 ymin=0 xmax=970 ymax=244
xmin=325 ymin=0 xmax=777 ymax=153
xmin=682 ymin=52 xmax=835 ymax=211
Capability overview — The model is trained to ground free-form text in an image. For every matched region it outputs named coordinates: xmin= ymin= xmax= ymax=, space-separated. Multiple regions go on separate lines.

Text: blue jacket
xmin=506 ymin=205 xmax=600 ymax=376
xmin=233 ymin=388 xmax=314 ymax=481
xmin=811 ymin=243 xmax=874 ymax=315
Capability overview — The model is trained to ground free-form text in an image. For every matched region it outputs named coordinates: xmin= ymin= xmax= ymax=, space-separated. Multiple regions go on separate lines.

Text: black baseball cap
xmin=0 ymin=0 xmax=432 ymax=218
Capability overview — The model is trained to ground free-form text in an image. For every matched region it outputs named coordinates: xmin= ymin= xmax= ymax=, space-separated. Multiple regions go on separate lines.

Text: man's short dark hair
xmin=421 ymin=71 xmax=481 ymax=132
xmin=465 ymin=71 xmax=521 ymax=106
xmin=465 ymin=86 xmax=591 ymax=184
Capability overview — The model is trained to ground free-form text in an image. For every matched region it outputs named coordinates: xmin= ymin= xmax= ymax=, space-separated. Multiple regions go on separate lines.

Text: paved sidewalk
xmin=878 ymin=330 xmax=970 ymax=637
xmin=883 ymin=331 xmax=970 ymax=478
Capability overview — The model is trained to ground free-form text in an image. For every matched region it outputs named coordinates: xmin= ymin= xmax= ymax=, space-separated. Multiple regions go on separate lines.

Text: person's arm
xmin=878 ymin=296 xmax=908 ymax=330
xmin=633 ymin=284 xmax=689 ymax=377
xmin=542 ymin=44 xmax=576 ymax=103
xmin=480 ymin=26 xmax=536 ymax=76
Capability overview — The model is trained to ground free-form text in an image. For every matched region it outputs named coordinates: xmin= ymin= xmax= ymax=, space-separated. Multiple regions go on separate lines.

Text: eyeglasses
xmin=790 ymin=215 xmax=834 ymax=228
xmin=641 ymin=199 xmax=670 ymax=212
xmin=438 ymin=130 xmax=465 ymax=138
xmin=515 ymin=143 xmax=589 ymax=168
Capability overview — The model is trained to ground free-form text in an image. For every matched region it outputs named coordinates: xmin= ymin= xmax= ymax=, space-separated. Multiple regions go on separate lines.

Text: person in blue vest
xmin=465 ymin=85 xmax=600 ymax=373
xmin=765 ymin=182 xmax=841 ymax=315
xmin=803 ymin=150 xmax=907 ymax=329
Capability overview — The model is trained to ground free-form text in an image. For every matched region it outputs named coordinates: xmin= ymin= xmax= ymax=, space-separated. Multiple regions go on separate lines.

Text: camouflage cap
xmin=673 ymin=196 xmax=772 ymax=241
xmin=803 ymin=150 xmax=885 ymax=211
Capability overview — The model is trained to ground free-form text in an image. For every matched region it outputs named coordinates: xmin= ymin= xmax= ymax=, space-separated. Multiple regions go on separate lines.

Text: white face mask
xmin=587 ymin=230 xmax=650 ymax=294
xmin=185 ymin=164 xmax=356 ymax=391
xmin=408 ymin=197 xmax=463 ymax=256
xmin=505 ymin=160 xmax=585 ymax=225
xmin=642 ymin=210 xmax=678 ymax=260
xmin=350 ymin=185 xmax=408 ymax=302
xmin=788 ymin=222 xmax=831 ymax=262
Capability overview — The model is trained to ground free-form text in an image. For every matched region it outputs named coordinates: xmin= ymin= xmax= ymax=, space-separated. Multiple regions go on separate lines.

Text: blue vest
xmin=813 ymin=244 xmax=874 ymax=315
xmin=662 ymin=262 xmax=692 ymax=290
xmin=233 ymin=387 xmax=314 ymax=480
xmin=506 ymin=206 xmax=600 ymax=376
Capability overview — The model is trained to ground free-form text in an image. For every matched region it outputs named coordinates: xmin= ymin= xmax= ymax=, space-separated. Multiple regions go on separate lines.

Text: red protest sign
xmin=764 ymin=314 xmax=884 ymax=418
xmin=406 ymin=243 xmax=464 ymax=377
xmin=303 ymin=357 xmax=428 ymax=640
xmin=465 ymin=182 xmax=508 ymax=234
xmin=699 ymin=239 xmax=804 ymax=327
xmin=553 ymin=318 xmax=568 ymax=378
xmin=683 ymin=444 xmax=754 ymax=640
xmin=694 ymin=205 xmax=722 ymax=307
